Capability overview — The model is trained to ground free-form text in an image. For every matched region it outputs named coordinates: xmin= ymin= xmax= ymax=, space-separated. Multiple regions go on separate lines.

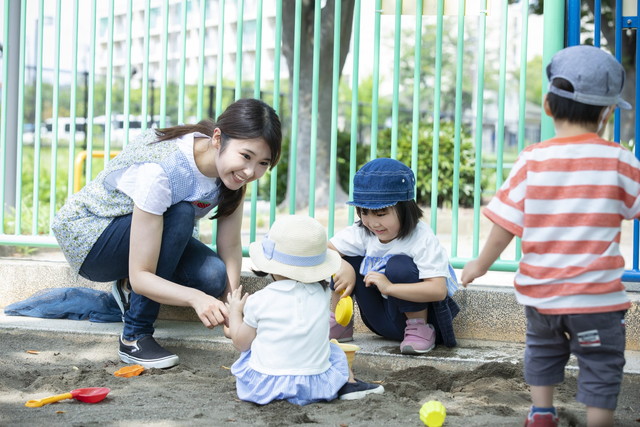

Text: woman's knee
xmin=195 ymin=255 xmax=228 ymax=297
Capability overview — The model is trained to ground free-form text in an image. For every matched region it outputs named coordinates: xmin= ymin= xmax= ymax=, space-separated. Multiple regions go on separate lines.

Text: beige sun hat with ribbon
xmin=249 ymin=215 xmax=341 ymax=283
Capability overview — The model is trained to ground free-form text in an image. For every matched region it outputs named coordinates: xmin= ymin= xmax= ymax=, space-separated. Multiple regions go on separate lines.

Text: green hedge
xmin=259 ymin=120 xmax=480 ymax=208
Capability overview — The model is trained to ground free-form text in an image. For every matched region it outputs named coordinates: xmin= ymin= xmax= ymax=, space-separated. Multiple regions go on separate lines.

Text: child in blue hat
xmin=462 ymin=45 xmax=639 ymax=427
xmin=329 ymin=158 xmax=459 ymax=354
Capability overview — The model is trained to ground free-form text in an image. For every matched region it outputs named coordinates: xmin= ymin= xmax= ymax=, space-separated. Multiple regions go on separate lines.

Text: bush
xmin=258 ymin=121 xmax=479 ymax=208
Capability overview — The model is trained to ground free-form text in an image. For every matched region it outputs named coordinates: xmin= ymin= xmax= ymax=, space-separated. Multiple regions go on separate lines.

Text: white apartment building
xmin=95 ymin=0 xmax=279 ymax=88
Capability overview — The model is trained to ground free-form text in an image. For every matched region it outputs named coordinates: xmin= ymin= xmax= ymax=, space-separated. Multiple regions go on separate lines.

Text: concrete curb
xmin=1 ymin=257 xmax=639 ymax=350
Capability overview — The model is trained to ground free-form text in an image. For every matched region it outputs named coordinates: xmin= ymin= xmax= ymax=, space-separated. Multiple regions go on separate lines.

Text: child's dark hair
xmin=546 ymin=78 xmax=608 ymax=127
xmin=251 ymin=269 xmax=329 ymax=288
xmin=355 ymin=200 xmax=423 ymax=239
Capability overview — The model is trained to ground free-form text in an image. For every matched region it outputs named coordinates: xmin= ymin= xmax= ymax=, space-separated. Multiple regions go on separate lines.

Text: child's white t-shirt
xmin=112 ymin=132 xmax=218 ymax=218
xmin=330 ymin=221 xmax=451 ymax=280
xmin=242 ymin=279 xmax=332 ymax=376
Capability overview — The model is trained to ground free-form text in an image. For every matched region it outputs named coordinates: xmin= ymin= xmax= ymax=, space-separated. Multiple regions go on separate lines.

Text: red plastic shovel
xmin=25 ymin=387 xmax=111 ymax=407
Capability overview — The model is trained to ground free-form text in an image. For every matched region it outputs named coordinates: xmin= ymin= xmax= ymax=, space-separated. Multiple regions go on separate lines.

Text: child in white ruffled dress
xmin=225 ymin=215 xmax=384 ymax=405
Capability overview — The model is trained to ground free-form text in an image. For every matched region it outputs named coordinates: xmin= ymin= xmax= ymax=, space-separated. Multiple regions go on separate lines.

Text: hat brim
xmin=617 ymin=99 xmax=633 ymax=110
xmin=249 ymin=241 xmax=342 ymax=283
xmin=346 ymin=200 xmax=399 ymax=210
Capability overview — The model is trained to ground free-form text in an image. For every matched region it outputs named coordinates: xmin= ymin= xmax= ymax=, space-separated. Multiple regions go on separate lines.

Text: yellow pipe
xmin=73 ymin=150 xmax=119 ymax=193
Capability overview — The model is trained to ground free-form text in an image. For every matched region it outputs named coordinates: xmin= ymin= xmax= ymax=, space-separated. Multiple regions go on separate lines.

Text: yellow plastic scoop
xmin=334 ymin=292 xmax=353 ymax=327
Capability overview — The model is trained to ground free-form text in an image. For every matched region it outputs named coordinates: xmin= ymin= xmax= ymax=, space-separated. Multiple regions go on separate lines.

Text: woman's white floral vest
xmin=52 ymin=129 xmax=220 ymax=273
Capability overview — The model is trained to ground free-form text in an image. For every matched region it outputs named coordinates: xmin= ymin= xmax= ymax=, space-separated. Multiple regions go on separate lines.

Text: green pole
xmin=348 ymin=0 xmax=362 ymax=226
xmin=123 ymin=0 xmax=133 ymax=146
xmin=472 ymin=3 xmax=488 ymax=257
xmin=390 ymin=0 xmax=402 ymax=159
xmin=68 ymin=0 xmax=79 ymax=193
xmin=328 ymin=0 xmax=342 ymax=235
xmin=0 ymin=0 xmax=10 ymax=232
xmin=369 ymin=0 xmax=382 ymax=159
xmin=196 ymin=0 xmax=207 ymax=121
xmin=159 ymin=0 xmax=169 ymax=128
xmin=235 ymin=0 xmax=245 ymax=100
xmin=430 ymin=0 xmax=444 ymax=230
xmin=410 ymin=0 xmax=423 ymax=219
xmin=540 ymin=0 xmax=565 ymax=141
xmin=14 ymin=0 xmax=28 ymax=233
xmin=269 ymin=0 xmax=283 ymax=226
xmin=49 ymin=0 xmax=62 ymax=233
xmin=141 ymin=0 xmax=151 ymax=129
xmin=515 ymin=0 xmax=531 ymax=261
xmin=308 ymin=0 xmax=322 ymax=217
xmin=288 ymin=0 xmax=302 ymax=215
xmin=451 ymin=0 xmax=466 ymax=258
xmin=249 ymin=0 xmax=264 ymax=245
xmin=212 ymin=0 xmax=228 ymax=251
xmin=215 ymin=0 xmax=225 ymax=113
xmin=104 ymin=0 xmax=114 ymax=166
xmin=178 ymin=0 xmax=188 ymax=124
xmin=86 ymin=0 xmax=97 ymax=183
xmin=495 ymin=0 xmax=508 ymax=190
xmin=32 ymin=0 xmax=45 ymax=235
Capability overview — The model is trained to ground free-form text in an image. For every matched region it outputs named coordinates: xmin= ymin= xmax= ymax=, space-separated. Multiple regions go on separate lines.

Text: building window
xmin=243 ymin=19 xmax=256 ymax=50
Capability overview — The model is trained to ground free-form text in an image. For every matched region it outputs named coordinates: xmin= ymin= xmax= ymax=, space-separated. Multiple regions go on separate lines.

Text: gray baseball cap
xmin=546 ymin=45 xmax=632 ymax=110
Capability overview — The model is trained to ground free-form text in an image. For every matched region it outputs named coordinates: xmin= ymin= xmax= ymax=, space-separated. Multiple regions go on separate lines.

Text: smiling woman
xmin=51 ymin=98 xmax=282 ymax=369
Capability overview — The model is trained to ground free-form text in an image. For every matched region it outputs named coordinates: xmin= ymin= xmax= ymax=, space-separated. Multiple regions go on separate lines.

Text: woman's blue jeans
xmin=336 ymin=255 xmax=430 ymax=341
xmin=79 ymin=202 xmax=227 ymax=340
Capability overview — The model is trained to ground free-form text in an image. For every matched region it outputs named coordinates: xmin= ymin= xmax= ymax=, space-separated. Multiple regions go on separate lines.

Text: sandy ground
xmin=1 ymin=329 xmax=640 ymax=427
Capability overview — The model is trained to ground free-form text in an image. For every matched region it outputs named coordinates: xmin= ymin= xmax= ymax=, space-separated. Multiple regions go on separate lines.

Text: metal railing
xmin=1 ymin=0 xmax=639 ymax=281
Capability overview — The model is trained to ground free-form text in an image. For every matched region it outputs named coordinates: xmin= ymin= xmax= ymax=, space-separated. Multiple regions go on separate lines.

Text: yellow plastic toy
xmin=334 ymin=290 xmax=353 ymax=326
xmin=419 ymin=400 xmax=446 ymax=427
xmin=330 ymin=339 xmax=360 ymax=370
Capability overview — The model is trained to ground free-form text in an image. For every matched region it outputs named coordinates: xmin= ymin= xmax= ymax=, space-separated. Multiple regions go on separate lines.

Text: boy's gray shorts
xmin=524 ymin=306 xmax=626 ymax=410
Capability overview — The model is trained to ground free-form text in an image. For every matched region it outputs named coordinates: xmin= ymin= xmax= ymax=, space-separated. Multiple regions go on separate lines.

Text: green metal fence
xmin=0 ymin=0 xmax=590 ymax=273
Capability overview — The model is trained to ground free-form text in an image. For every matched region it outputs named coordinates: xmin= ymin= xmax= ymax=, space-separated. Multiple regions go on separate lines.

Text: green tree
xmin=281 ymin=0 xmax=356 ymax=209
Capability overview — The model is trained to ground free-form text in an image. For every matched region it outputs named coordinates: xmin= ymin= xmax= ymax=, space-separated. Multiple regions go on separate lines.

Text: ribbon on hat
xmin=261 ymin=235 xmax=326 ymax=266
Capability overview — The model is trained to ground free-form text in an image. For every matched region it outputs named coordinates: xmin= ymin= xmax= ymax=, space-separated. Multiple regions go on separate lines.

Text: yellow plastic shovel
xmin=335 ymin=291 xmax=353 ymax=327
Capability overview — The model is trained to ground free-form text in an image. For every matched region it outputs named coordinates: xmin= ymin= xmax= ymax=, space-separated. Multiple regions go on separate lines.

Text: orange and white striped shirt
xmin=485 ymin=133 xmax=640 ymax=314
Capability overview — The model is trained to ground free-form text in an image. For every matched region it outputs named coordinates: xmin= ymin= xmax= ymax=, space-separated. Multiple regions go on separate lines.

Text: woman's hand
xmin=364 ymin=271 xmax=393 ymax=295
xmin=332 ymin=259 xmax=356 ymax=297
xmin=191 ymin=295 xmax=230 ymax=329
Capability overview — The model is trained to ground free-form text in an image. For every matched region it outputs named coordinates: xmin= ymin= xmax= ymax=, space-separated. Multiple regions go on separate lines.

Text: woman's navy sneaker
xmin=338 ymin=379 xmax=384 ymax=400
xmin=111 ymin=278 xmax=131 ymax=320
xmin=118 ymin=335 xmax=179 ymax=369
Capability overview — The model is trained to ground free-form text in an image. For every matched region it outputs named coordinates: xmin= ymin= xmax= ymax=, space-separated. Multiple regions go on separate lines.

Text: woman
xmin=52 ymin=98 xmax=282 ymax=368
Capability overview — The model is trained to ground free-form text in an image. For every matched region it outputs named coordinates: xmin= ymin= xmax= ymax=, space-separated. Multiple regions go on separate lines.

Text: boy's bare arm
xmin=461 ymin=223 xmax=514 ymax=287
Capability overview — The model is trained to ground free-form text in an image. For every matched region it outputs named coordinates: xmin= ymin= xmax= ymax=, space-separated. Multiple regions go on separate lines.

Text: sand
xmin=1 ymin=329 xmax=639 ymax=426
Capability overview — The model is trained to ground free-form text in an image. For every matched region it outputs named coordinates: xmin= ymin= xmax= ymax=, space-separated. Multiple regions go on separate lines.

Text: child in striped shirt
xmin=461 ymin=45 xmax=640 ymax=427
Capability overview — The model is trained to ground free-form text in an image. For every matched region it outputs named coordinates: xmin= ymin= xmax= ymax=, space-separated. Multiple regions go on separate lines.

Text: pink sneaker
xmin=329 ymin=312 xmax=354 ymax=342
xmin=400 ymin=319 xmax=435 ymax=354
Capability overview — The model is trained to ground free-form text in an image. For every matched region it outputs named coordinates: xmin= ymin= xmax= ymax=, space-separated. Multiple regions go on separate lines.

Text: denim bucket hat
xmin=546 ymin=45 xmax=632 ymax=110
xmin=347 ymin=158 xmax=415 ymax=210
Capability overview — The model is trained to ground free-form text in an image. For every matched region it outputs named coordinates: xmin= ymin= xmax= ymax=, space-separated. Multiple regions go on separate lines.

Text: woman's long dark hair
xmin=155 ymin=98 xmax=282 ymax=219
